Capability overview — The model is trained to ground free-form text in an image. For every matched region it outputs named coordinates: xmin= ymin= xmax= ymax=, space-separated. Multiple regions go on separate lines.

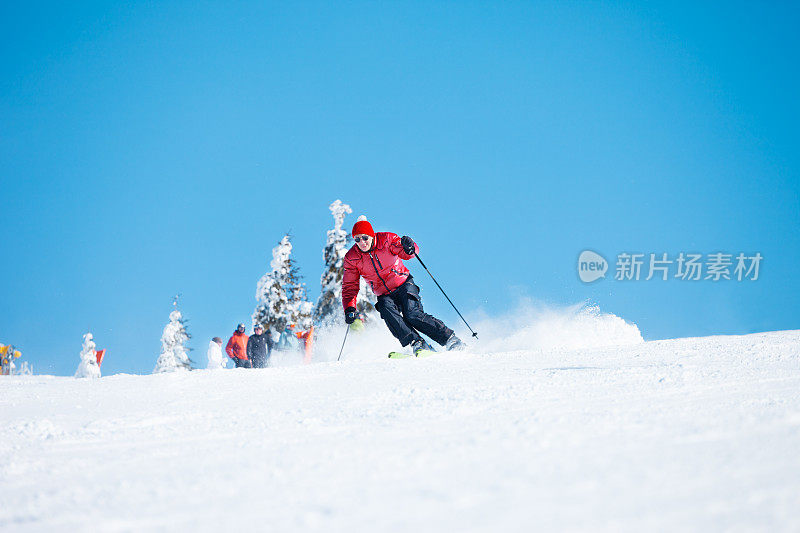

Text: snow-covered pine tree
xmin=253 ymin=234 xmax=313 ymax=334
xmin=153 ymin=298 xmax=192 ymax=373
xmin=313 ymin=202 xmax=376 ymax=325
xmin=75 ymin=332 xmax=101 ymax=378
xmin=313 ymin=200 xmax=352 ymax=323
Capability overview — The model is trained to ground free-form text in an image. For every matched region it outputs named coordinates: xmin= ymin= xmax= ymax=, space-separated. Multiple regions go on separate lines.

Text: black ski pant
xmin=233 ymin=358 xmax=252 ymax=368
xmin=251 ymin=353 xmax=270 ymax=368
xmin=375 ymin=278 xmax=453 ymax=347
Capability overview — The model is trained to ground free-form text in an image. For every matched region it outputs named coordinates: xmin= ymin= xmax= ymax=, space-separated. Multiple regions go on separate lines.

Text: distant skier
xmin=226 ymin=324 xmax=251 ymax=368
xmin=342 ymin=216 xmax=465 ymax=355
xmin=247 ymin=324 xmax=273 ymax=368
xmin=206 ymin=337 xmax=226 ymax=370
xmin=276 ymin=324 xmax=300 ymax=351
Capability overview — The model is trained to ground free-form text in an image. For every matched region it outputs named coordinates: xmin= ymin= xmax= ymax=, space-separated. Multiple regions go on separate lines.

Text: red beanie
xmin=352 ymin=216 xmax=375 ymax=238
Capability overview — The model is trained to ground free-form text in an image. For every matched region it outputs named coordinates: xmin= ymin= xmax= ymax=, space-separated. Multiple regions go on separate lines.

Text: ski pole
xmin=336 ymin=326 xmax=350 ymax=361
xmin=414 ymin=253 xmax=478 ymax=339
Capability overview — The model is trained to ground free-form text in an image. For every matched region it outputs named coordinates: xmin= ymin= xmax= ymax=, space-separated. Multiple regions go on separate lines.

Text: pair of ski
xmin=388 ymin=349 xmax=437 ymax=359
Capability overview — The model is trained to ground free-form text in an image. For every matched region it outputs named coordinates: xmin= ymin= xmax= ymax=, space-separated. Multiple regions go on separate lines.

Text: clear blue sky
xmin=2 ymin=1 xmax=798 ymax=375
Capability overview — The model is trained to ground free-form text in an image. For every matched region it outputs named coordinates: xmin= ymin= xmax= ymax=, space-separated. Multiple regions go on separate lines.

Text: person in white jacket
xmin=206 ymin=337 xmax=227 ymax=369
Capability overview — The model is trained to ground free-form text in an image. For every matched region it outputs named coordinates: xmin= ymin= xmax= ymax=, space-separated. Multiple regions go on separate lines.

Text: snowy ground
xmin=2 ymin=330 xmax=800 ymax=531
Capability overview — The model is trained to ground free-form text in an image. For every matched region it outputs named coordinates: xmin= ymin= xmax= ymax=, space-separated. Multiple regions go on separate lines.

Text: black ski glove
xmin=401 ymin=236 xmax=416 ymax=255
xmin=345 ymin=307 xmax=358 ymax=324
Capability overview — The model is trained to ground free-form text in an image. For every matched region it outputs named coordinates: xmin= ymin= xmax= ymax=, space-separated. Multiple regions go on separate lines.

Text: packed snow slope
xmin=2 ymin=330 xmax=800 ymax=532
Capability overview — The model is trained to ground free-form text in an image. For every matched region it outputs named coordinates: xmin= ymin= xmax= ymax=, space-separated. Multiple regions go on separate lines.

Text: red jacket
xmin=342 ymin=232 xmax=419 ymax=310
xmin=226 ymin=331 xmax=249 ymax=360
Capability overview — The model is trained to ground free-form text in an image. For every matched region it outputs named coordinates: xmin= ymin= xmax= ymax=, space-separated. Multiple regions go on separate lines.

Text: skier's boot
xmin=410 ymin=338 xmax=434 ymax=356
xmin=445 ymin=333 xmax=465 ymax=351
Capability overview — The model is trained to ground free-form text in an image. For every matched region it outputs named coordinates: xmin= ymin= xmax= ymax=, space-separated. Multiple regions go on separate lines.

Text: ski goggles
xmin=353 ymin=235 xmax=371 ymax=242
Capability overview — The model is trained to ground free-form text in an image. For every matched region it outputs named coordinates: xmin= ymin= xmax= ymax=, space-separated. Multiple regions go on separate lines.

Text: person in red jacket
xmin=226 ymin=323 xmax=251 ymax=368
xmin=342 ymin=216 xmax=465 ymax=355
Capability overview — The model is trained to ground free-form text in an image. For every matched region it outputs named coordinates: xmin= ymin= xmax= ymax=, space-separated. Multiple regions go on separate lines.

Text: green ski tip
xmin=388 ymin=349 xmax=437 ymax=359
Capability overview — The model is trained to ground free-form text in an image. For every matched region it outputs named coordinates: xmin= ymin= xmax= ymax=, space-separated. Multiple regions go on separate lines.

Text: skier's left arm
xmin=388 ymin=233 xmax=418 ymax=260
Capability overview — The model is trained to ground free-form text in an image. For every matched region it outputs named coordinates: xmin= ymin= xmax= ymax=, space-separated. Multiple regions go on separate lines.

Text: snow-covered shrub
xmin=154 ymin=306 xmax=192 ymax=373
xmin=75 ymin=332 xmax=101 ymax=378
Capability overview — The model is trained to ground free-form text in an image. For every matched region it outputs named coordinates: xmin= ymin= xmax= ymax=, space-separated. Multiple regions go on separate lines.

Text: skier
xmin=276 ymin=324 xmax=300 ymax=351
xmin=247 ymin=324 xmax=273 ymax=368
xmin=342 ymin=216 xmax=465 ymax=355
xmin=226 ymin=324 xmax=251 ymax=368
xmin=1 ymin=343 xmax=19 ymax=376
xmin=206 ymin=337 xmax=226 ymax=370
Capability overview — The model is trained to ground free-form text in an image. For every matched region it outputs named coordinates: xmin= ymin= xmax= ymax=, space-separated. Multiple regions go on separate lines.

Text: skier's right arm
xmin=342 ymin=256 xmax=360 ymax=312
xmin=225 ymin=337 xmax=235 ymax=358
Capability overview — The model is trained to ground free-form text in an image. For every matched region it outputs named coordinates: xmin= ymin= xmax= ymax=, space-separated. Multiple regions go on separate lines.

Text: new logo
xmin=578 ymin=250 xmax=608 ymax=283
